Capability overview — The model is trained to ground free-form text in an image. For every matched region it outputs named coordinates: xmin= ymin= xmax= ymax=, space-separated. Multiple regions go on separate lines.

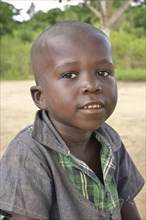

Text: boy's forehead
xmin=31 ymin=21 xmax=110 ymax=60
xmin=32 ymin=30 xmax=110 ymax=66
xmin=43 ymin=30 xmax=110 ymax=54
xmin=33 ymin=33 xmax=110 ymax=76
xmin=33 ymin=30 xmax=110 ymax=63
xmin=34 ymin=22 xmax=109 ymax=49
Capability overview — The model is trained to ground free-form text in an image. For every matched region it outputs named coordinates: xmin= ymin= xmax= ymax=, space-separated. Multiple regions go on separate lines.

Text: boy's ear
xmin=30 ymin=85 xmax=47 ymax=109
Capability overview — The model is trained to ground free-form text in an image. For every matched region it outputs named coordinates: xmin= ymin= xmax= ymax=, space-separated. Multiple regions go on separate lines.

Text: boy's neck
xmin=50 ymin=117 xmax=93 ymax=153
xmin=63 ymin=133 xmax=92 ymax=154
xmin=50 ymin=116 xmax=103 ymax=181
xmin=60 ymin=128 xmax=93 ymax=153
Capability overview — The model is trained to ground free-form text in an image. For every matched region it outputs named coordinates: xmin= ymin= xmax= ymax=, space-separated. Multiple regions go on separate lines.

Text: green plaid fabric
xmin=52 ymin=131 xmax=119 ymax=214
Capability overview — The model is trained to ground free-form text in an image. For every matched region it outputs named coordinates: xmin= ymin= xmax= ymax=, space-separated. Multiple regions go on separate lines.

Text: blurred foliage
xmin=0 ymin=1 xmax=145 ymax=80
xmin=124 ymin=5 xmax=146 ymax=36
xmin=0 ymin=1 xmax=21 ymax=35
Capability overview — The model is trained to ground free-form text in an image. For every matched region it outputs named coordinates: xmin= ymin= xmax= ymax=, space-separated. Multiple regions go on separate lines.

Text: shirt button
xmin=105 ymin=191 xmax=110 ymax=200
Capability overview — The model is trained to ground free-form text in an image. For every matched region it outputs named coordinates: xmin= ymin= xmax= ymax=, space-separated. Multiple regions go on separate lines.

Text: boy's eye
xmin=62 ymin=72 xmax=78 ymax=79
xmin=97 ymin=70 xmax=111 ymax=77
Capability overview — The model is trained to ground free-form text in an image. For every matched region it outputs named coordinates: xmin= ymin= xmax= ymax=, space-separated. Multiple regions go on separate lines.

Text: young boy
xmin=0 ymin=20 xmax=144 ymax=220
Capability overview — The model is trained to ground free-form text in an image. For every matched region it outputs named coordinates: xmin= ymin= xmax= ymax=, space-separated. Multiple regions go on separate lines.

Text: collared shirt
xmin=52 ymin=131 xmax=119 ymax=214
xmin=0 ymin=110 xmax=144 ymax=220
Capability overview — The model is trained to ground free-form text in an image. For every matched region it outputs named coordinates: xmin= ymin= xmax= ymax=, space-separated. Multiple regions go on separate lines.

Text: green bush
xmin=111 ymin=30 xmax=145 ymax=70
xmin=115 ymin=68 xmax=145 ymax=81
xmin=0 ymin=35 xmax=32 ymax=80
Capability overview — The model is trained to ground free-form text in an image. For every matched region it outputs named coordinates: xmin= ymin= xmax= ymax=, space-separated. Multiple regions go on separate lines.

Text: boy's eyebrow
xmin=95 ymin=60 xmax=114 ymax=67
xmin=55 ymin=60 xmax=114 ymax=71
xmin=55 ymin=61 xmax=81 ymax=71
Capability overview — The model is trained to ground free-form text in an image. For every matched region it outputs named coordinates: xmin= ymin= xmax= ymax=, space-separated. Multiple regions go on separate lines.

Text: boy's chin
xmin=77 ymin=123 xmax=104 ymax=133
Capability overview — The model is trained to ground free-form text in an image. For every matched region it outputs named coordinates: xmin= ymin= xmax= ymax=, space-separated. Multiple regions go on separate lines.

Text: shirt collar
xmin=32 ymin=110 xmax=120 ymax=155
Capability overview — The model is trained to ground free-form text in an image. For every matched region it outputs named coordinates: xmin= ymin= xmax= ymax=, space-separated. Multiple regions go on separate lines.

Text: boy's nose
xmin=81 ymin=74 xmax=102 ymax=94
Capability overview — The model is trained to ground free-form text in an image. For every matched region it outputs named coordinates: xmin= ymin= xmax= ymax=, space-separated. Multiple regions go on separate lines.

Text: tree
xmin=123 ymin=2 xmax=145 ymax=37
xmin=83 ymin=0 xmax=131 ymax=36
xmin=0 ymin=1 xmax=21 ymax=35
xmin=27 ymin=2 xmax=35 ymax=19
xmin=58 ymin=0 xmax=132 ymax=36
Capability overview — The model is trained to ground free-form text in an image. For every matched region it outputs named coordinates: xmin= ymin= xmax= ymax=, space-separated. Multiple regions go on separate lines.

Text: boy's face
xmin=32 ymin=31 xmax=117 ymax=132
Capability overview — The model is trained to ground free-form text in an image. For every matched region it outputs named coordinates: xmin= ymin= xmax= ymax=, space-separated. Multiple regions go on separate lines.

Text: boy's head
xmin=30 ymin=20 xmax=117 ymax=131
xmin=30 ymin=20 xmax=112 ymax=85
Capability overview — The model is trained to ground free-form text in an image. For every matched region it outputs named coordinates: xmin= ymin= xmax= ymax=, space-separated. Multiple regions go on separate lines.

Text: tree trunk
xmin=84 ymin=0 xmax=131 ymax=37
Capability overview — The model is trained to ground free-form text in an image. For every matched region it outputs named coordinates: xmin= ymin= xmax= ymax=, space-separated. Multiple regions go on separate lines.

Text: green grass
xmin=0 ymin=71 xmax=33 ymax=80
xmin=115 ymin=68 xmax=145 ymax=81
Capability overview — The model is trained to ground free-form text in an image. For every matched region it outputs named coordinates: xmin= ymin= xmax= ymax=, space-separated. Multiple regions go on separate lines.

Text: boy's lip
xmin=80 ymin=100 xmax=104 ymax=110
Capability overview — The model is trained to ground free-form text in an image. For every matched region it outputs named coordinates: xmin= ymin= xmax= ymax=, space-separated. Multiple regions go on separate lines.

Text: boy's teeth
xmin=83 ymin=104 xmax=101 ymax=109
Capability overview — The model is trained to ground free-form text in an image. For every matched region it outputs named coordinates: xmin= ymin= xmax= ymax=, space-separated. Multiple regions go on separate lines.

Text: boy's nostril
xmin=82 ymin=84 xmax=102 ymax=94
xmin=84 ymin=89 xmax=89 ymax=93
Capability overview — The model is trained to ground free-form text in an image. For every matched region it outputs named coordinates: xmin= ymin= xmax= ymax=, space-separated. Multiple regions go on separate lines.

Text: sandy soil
xmin=0 ymin=80 xmax=145 ymax=218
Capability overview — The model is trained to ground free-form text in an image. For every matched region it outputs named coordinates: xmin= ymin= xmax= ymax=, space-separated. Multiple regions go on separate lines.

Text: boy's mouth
xmin=83 ymin=104 xmax=102 ymax=109
xmin=81 ymin=101 xmax=103 ymax=110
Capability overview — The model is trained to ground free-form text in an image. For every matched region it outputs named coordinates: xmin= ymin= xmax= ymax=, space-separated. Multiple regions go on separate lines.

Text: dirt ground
xmin=0 ymin=80 xmax=145 ymax=219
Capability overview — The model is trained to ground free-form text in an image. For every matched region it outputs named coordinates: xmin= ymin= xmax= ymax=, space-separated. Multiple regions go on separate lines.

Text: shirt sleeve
xmin=0 ymin=139 xmax=53 ymax=220
xmin=115 ymin=142 xmax=145 ymax=202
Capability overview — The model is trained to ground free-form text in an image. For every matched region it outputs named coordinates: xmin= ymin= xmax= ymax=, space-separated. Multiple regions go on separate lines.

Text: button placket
xmin=105 ymin=191 xmax=111 ymax=201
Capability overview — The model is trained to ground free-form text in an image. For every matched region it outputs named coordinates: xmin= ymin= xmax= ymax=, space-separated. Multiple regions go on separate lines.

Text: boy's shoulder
xmin=3 ymin=124 xmax=31 ymax=148
xmin=1 ymin=124 xmax=52 ymax=179
xmin=2 ymin=125 xmax=36 ymax=165
xmin=100 ymin=122 xmax=120 ymax=138
xmin=10 ymin=125 xmax=34 ymax=150
xmin=15 ymin=125 xmax=33 ymax=139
